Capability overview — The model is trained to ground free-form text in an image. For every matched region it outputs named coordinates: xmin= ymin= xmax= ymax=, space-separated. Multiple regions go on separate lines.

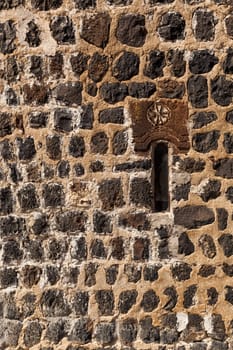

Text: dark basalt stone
xmin=31 ymin=0 xmax=62 ymax=10
xmin=144 ymin=50 xmax=165 ymax=79
xmin=79 ymin=104 xmax=94 ymax=129
xmin=173 ymin=182 xmax=191 ymax=201
xmin=90 ymin=160 xmax=104 ymax=172
xmin=192 ymin=130 xmax=220 ymax=153
xmin=128 ymin=82 xmax=156 ymax=98
xmin=0 ymin=216 xmax=25 ymax=237
xmin=88 ymin=52 xmax=108 ymax=82
xmin=29 ymin=112 xmax=48 ymax=128
xmin=199 ymin=234 xmax=216 ymax=258
xmin=141 ymin=290 xmax=159 ymax=312
xmin=9 ymin=163 xmax=22 ymax=184
xmin=53 ymin=82 xmax=82 ymax=106
xmin=95 ymin=322 xmax=115 ymax=345
xmin=23 ymin=83 xmax=49 ymax=105
xmin=208 ymin=314 xmax=226 ymax=341
xmin=72 ymin=291 xmax=89 ymax=316
xmin=58 ymin=160 xmax=70 ymax=178
xmin=18 ymin=137 xmax=36 ymax=161
xmin=224 ymin=133 xmax=233 ymax=153
xmin=209 ymin=341 xmax=228 ymax=350
xmin=176 ymin=157 xmax=205 ymax=173
xmin=74 ymin=0 xmax=96 ymax=9
xmin=91 ymin=132 xmax=108 ymax=154
xmin=158 ymin=79 xmax=185 ymax=99
xmin=91 ymin=239 xmax=107 ymax=259
xmin=116 ymin=14 xmax=147 ymax=47
xmin=5 ymin=56 xmax=18 ymax=83
xmin=112 ymin=130 xmax=128 ymax=155
xmin=192 ymin=111 xmax=217 ymax=129
xmin=217 ymin=208 xmax=228 ymax=230
xmin=189 ymin=50 xmax=218 ymax=74
xmin=200 ymin=179 xmax=221 ymax=202
xmin=107 ymin=0 xmax=133 ymax=5
xmin=100 ymin=83 xmax=128 ymax=104
xmin=23 ymin=320 xmax=42 ymax=347
xmin=54 ymin=109 xmax=73 ymax=132
xmin=167 ymin=49 xmax=185 ymax=77
xmin=47 ymin=239 xmax=67 ymax=261
xmin=6 ymin=88 xmax=18 ymax=106
xmin=218 ymin=234 xmax=233 ymax=257
xmin=171 ymin=262 xmax=192 ymax=281
xmin=56 ymin=210 xmax=86 ymax=232
xmin=178 ymin=232 xmax=194 ymax=256
xmin=198 ymin=265 xmax=216 ymax=278
xmin=46 ymin=319 xmax=68 ymax=344
xmin=69 ymin=136 xmax=85 ymax=158
xmin=124 ymin=264 xmax=141 ymax=283
xmin=0 ymin=187 xmax=13 ymax=214
xmin=40 ymin=289 xmax=70 ymax=317
xmin=99 ymin=107 xmax=124 ymax=124
xmin=17 ymin=184 xmax=39 ymax=211
xmin=213 ymin=158 xmax=233 ymax=178
xmin=30 ymin=55 xmax=43 ymax=80
xmin=225 ymin=15 xmax=233 ymax=38
xmin=140 ymin=317 xmax=160 ymax=343
xmin=226 ymin=186 xmax=233 ymax=203
xmin=95 ymin=290 xmax=114 ymax=315
xmin=174 ymin=205 xmax=215 ymax=228
xmin=149 ymin=0 xmax=174 ymax=3
xmin=68 ymin=318 xmax=92 ymax=343
xmin=70 ymin=237 xmax=87 ymax=261
xmin=183 ymin=285 xmax=197 ymax=308
xmin=119 ymin=290 xmax=138 ymax=313
xmin=130 ymin=177 xmax=152 ymax=208
xmin=226 ymin=109 xmax=233 ymax=124
xmin=70 ymin=52 xmax=89 ymax=76
xmin=80 ymin=13 xmax=111 ymax=48
xmin=0 ymin=20 xmax=16 ymax=54
xmin=222 ymin=263 xmax=233 ymax=277
xmin=113 ymin=52 xmax=139 ymax=81
xmin=119 ymin=319 xmax=137 ymax=344
xmin=225 ymin=286 xmax=233 ymax=305
xmin=106 ymin=265 xmax=118 ymax=285
xmin=26 ymin=20 xmax=41 ymax=47
xmin=111 ymin=237 xmax=125 ymax=260
xmin=43 ymin=183 xmax=64 ymax=207
xmin=119 ymin=212 xmax=150 ymax=231
xmin=0 ymin=268 xmax=18 ymax=288
xmin=211 ymin=75 xmax=233 ymax=106
xmin=46 ymin=265 xmax=60 ymax=285
xmin=143 ymin=264 xmax=161 ymax=281
xmin=84 ymin=262 xmax=98 ymax=286
xmin=223 ymin=48 xmax=233 ymax=74
xmin=50 ymin=16 xmax=75 ymax=44
xmin=193 ymin=9 xmax=216 ymax=41
xmin=187 ymin=75 xmax=208 ymax=108
xmin=0 ymin=0 xmax=23 ymax=9
xmin=73 ymin=163 xmax=84 ymax=177
xmin=3 ymin=240 xmax=23 ymax=263
xmin=99 ymin=179 xmax=124 ymax=211
xmin=93 ymin=211 xmax=112 ymax=234
xmin=86 ymin=82 xmax=97 ymax=96
xmin=49 ymin=51 xmax=64 ymax=79
xmin=46 ymin=135 xmax=61 ymax=160
xmin=158 ymin=12 xmax=185 ymax=41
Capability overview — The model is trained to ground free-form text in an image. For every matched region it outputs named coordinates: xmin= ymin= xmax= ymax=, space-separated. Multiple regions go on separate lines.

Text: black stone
xmin=198 ymin=234 xmax=216 ymax=259
xmin=43 ymin=183 xmax=64 ymax=207
xmin=54 ymin=109 xmax=73 ymax=132
xmin=0 ymin=20 xmax=16 ymax=54
xmin=95 ymin=290 xmax=114 ymax=315
xmin=69 ymin=318 xmax=92 ymax=344
xmin=171 ymin=263 xmax=192 ymax=281
xmin=47 ymin=238 xmax=67 ymax=261
xmin=5 ymin=56 xmax=18 ymax=82
xmin=56 ymin=210 xmax=86 ymax=232
xmin=209 ymin=341 xmax=228 ymax=350
xmin=124 ymin=264 xmax=141 ymax=283
xmin=93 ymin=211 xmax=112 ymax=234
xmin=79 ymin=104 xmax=93 ymax=129
xmin=119 ymin=290 xmax=138 ymax=313
xmin=159 ymin=79 xmax=185 ymax=99
xmin=0 ymin=187 xmax=13 ymax=214
xmin=209 ymin=314 xmax=226 ymax=341
xmin=133 ymin=237 xmax=149 ymax=260
xmin=119 ymin=319 xmax=137 ymax=344
xmin=24 ymin=320 xmax=42 ymax=347
xmin=217 ymin=208 xmax=228 ymax=230
xmin=119 ymin=211 xmax=150 ymax=231
xmin=226 ymin=186 xmax=233 ymax=203
xmin=183 ymin=285 xmax=197 ymax=308
xmin=130 ymin=178 xmax=152 ymax=208
xmin=173 ymin=182 xmax=190 ymax=201
xmin=115 ymin=159 xmax=151 ymax=172
xmin=192 ymin=111 xmax=217 ymax=129
xmin=211 ymin=75 xmax=233 ymax=106
xmin=140 ymin=317 xmax=160 ymax=343
xmin=143 ymin=264 xmax=161 ymax=281
xmin=70 ymin=237 xmax=87 ymax=261
xmin=21 ymin=293 xmax=36 ymax=318
xmin=46 ymin=265 xmax=60 ymax=285
xmin=189 ymin=50 xmax=218 ymax=74
xmin=226 ymin=109 xmax=233 ymax=125
xmin=116 ymin=14 xmax=147 ymax=47
xmin=112 ymin=130 xmax=128 ymax=155
xmin=80 ymin=13 xmax=111 ymax=48
xmin=29 ymin=112 xmax=48 ymax=128
xmin=74 ymin=163 xmax=85 ymax=177
xmin=224 ymin=133 xmax=233 ymax=153
xmin=6 ymin=88 xmax=18 ymax=105
xmin=174 ymin=205 xmax=215 ymax=229
xmin=191 ymin=343 xmax=207 ymax=350
xmin=213 ymin=158 xmax=233 ymax=178
xmin=32 ymin=0 xmax=62 ymax=9
xmin=18 ymin=137 xmax=36 ymax=161
xmin=226 ymin=15 xmax=233 ymax=37
xmin=72 ymin=291 xmax=89 ymax=316
xmin=54 ymin=82 xmax=82 ymax=106
xmin=176 ymin=157 xmax=205 ymax=173
xmin=167 ymin=49 xmax=185 ymax=77
xmin=100 ymin=83 xmax=128 ymax=104
xmin=113 ymin=52 xmax=139 ymax=81
xmin=111 ymin=237 xmax=125 ymax=260
xmin=46 ymin=135 xmax=61 ymax=160
xmin=128 ymin=82 xmax=156 ymax=98
xmin=99 ymin=179 xmax=124 ymax=211
xmin=23 ymin=239 xmax=43 ymax=261
xmin=178 ymin=232 xmax=194 ymax=256
xmin=74 ymin=0 xmax=96 ymax=9
xmin=69 ymin=136 xmax=85 ymax=158
xmin=193 ymin=9 xmax=216 ymax=41
xmin=0 ymin=216 xmax=25 ymax=237
xmin=23 ymin=83 xmax=49 ymax=105
xmin=0 ymin=268 xmax=18 ymax=288
xmin=26 ymin=20 xmax=41 ymax=47
xmin=222 ymin=263 xmax=233 ymax=277
xmin=141 ymin=290 xmax=159 ymax=312
xmin=46 ymin=319 xmax=67 ymax=344
xmin=86 ymin=82 xmax=97 ymax=96
xmin=200 ymin=179 xmax=221 ymax=202
xmin=49 ymin=51 xmax=64 ymax=78
xmin=88 ymin=52 xmax=108 ymax=82
xmin=144 ymin=50 xmax=165 ymax=79
xmin=223 ymin=48 xmax=233 ymax=74
xmin=219 ymin=234 xmax=233 ymax=257
xmin=192 ymin=130 xmax=219 ymax=153
xmin=198 ymin=265 xmax=216 ymax=277
xmin=187 ymin=75 xmax=208 ymax=108
xmin=9 ymin=164 xmax=21 ymax=184
xmin=17 ymin=184 xmax=39 ymax=211
xmin=0 ymin=113 xmax=12 ymax=137
xmin=30 ymin=55 xmax=43 ymax=79
xmin=57 ymin=160 xmax=70 ymax=178
xmin=40 ymin=289 xmax=70 ymax=317
xmin=95 ymin=322 xmax=115 ymax=345
xmin=84 ymin=262 xmax=98 ymax=286
xmin=91 ymin=239 xmax=107 ymax=259
xmin=0 ymin=0 xmax=23 ymax=9
xmin=3 ymin=240 xmax=23 ymax=263
xmin=90 ymin=132 xmax=108 ymax=154
xmin=50 ymin=16 xmax=75 ymax=44
xmin=107 ymin=0 xmax=133 ymax=4
xmin=70 ymin=52 xmax=89 ymax=76
xmin=106 ymin=265 xmax=118 ymax=285
xmin=90 ymin=160 xmax=104 ymax=172
xmin=158 ymin=12 xmax=185 ymax=41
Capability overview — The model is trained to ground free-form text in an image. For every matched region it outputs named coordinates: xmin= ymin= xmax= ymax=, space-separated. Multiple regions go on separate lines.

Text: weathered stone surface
xmin=3 ymin=240 xmax=22 ymax=263
xmin=133 ymin=237 xmax=149 ymax=260
xmin=173 ymin=182 xmax=190 ymax=201
xmin=163 ymin=286 xmax=178 ymax=311
xmin=144 ymin=50 xmax=165 ymax=79
xmin=174 ymin=205 xmax=215 ymax=228
xmin=90 ymin=160 xmax=104 ymax=172
xmin=80 ymin=13 xmax=111 ymax=48
xmin=23 ymin=83 xmax=49 ymax=105
xmin=70 ymin=52 xmax=89 ymax=76
xmin=192 ymin=111 xmax=217 ymax=129
xmin=200 ymin=179 xmax=221 ymax=202
xmin=223 ymin=48 xmax=233 ymax=74
xmin=0 ymin=20 xmax=16 ymax=54
xmin=49 ymin=51 xmax=64 ymax=78
xmin=17 ymin=184 xmax=39 ymax=211
xmin=178 ymin=232 xmax=194 ymax=256
xmin=187 ymin=75 xmax=208 ymax=108
xmin=69 ymin=136 xmax=85 ymax=157
xmin=0 ymin=216 xmax=25 ymax=237
xmin=57 ymin=160 xmax=70 ymax=178
xmin=167 ymin=49 xmax=185 ymax=77
xmin=112 ymin=130 xmax=128 ymax=155
xmin=29 ymin=112 xmax=48 ymax=128
xmin=158 ymin=12 xmax=185 ymax=41
xmin=128 ymin=82 xmax=156 ymax=98
xmin=226 ymin=186 xmax=233 ymax=203
xmin=95 ymin=290 xmax=114 ymax=315
xmin=91 ymin=132 xmax=108 ymax=154
xmin=211 ymin=76 xmax=233 ymax=106
xmin=50 ymin=16 xmax=75 ymax=44
xmin=130 ymin=178 xmax=152 ymax=208
xmin=68 ymin=318 xmax=92 ymax=343
xmin=6 ymin=88 xmax=18 ymax=106
xmin=0 ymin=187 xmax=13 ymax=214
xmin=30 ymin=55 xmax=43 ymax=80
xmin=0 ymin=268 xmax=18 ymax=288
xmin=223 ymin=133 xmax=233 ymax=153
xmin=79 ymin=104 xmax=94 ymax=129
xmin=70 ymin=237 xmax=87 ymax=261
xmin=116 ymin=14 xmax=147 ymax=47
xmin=74 ymin=0 xmax=96 ymax=8
xmin=192 ymin=131 xmax=219 ymax=153
xmin=119 ymin=212 xmax=150 ymax=231
xmin=140 ymin=317 xmax=160 ymax=343
xmin=73 ymin=163 xmax=85 ymax=177
xmin=56 ymin=210 xmax=86 ymax=232
xmin=93 ymin=211 xmax=112 ymax=233
xmin=199 ymin=234 xmax=216 ymax=259
xmin=99 ymin=107 xmax=124 ymax=124
xmin=143 ymin=264 xmax=161 ymax=281
xmin=189 ymin=50 xmax=218 ymax=74
xmin=119 ymin=290 xmax=138 ymax=313
xmin=208 ymin=314 xmax=226 ymax=341
xmin=218 ymin=234 xmax=233 ymax=257
xmin=25 ymin=20 xmax=41 ymax=47
xmin=171 ymin=262 xmax=192 ymax=281
xmin=225 ymin=15 xmax=233 ymax=37
xmin=40 ymin=289 xmax=70 ymax=317
xmin=106 ymin=265 xmax=118 ymax=285
xmin=113 ymin=52 xmax=139 ymax=81
xmin=176 ymin=157 xmax=205 ymax=173
xmin=95 ymin=322 xmax=115 ymax=345
xmin=99 ymin=179 xmax=124 ymax=210
xmin=124 ymin=264 xmax=141 ymax=282
xmin=100 ymin=83 xmax=128 ymax=104
xmin=88 ymin=52 xmax=108 ymax=82
xmin=46 ymin=135 xmax=61 ymax=160
xmin=18 ymin=137 xmax=36 ymax=161
xmin=84 ymin=262 xmax=98 ymax=286
xmin=193 ymin=9 xmax=216 ymax=41
xmin=141 ymin=290 xmax=159 ymax=312
xmin=32 ymin=0 xmax=62 ymax=9
xmin=91 ymin=238 xmax=107 ymax=258
xmin=0 ymin=320 xmax=22 ymax=347
xmin=217 ymin=208 xmax=228 ymax=230
xmin=53 ymin=82 xmax=82 ymax=106
xmin=198 ymin=265 xmax=216 ymax=278
xmin=72 ymin=291 xmax=89 ymax=316
xmin=0 ymin=113 xmax=12 ymax=137
xmin=111 ymin=237 xmax=125 ymax=260
xmin=54 ymin=109 xmax=73 ymax=132
xmin=119 ymin=319 xmax=137 ymax=344
xmin=24 ymin=320 xmax=42 ymax=347
xmin=46 ymin=319 xmax=68 ymax=344
xmin=43 ymin=183 xmax=64 ymax=207
xmin=158 ymin=79 xmax=185 ymax=99
xmin=183 ymin=285 xmax=197 ymax=308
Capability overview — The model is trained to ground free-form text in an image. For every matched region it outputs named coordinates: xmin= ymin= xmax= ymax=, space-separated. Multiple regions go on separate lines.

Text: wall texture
xmin=1 ymin=0 xmax=233 ymax=349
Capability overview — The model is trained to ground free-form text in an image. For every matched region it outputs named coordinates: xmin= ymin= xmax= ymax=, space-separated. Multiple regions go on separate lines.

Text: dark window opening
xmin=152 ymin=142 xmax=169 ymax=212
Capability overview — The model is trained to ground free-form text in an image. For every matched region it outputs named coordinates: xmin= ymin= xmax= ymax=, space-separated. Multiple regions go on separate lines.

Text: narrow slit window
xmin=152 ymin=142 xmax=169 ymax=212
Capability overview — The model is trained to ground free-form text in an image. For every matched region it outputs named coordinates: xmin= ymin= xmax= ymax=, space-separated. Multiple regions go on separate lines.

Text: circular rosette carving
xmin=147 ymin=102 xmax=171 ymax=127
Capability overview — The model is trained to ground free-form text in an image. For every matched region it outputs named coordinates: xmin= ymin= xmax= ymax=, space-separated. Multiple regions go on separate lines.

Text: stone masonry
xmin=1 ymin=0 xmax=233 ymax=349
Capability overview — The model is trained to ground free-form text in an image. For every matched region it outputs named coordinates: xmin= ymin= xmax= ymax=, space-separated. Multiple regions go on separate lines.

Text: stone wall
xmin=0 ymin=0 xmax=233 ymax=349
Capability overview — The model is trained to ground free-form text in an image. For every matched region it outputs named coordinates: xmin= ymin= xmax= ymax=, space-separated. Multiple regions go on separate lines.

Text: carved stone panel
xmin=128 ymin=99 xmax=190 ymax=153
